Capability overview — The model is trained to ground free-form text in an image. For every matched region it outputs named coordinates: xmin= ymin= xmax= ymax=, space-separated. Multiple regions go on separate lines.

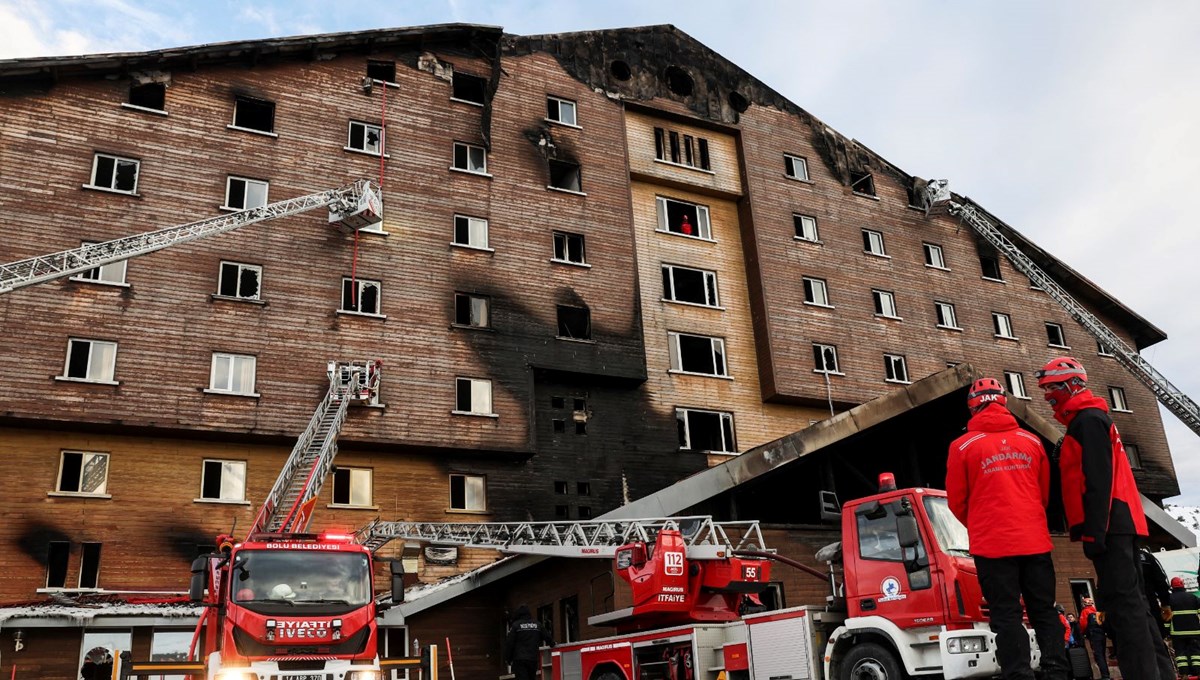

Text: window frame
xmin=452 ymin=214 xmax=490 ymax=251
xmin=454 ymin=377 xmax=495 ymax=417
xmin=884 ymin=353 xmax=910 ymax=384
xmin=223 ymin=176 xmax=269 ymax=211
xmin=207 ymin=352 xmax=257 ymax=397
xmin=198 ymin=458 xmax=248 ymax=503
xmin=330 ymin=466 xmax=374 ymax=508
xmin=216 ymin=261 xmax=263 ymax=301
xmin=79 ymin=542 xmax=102 ymax=589
xmin=1045 ymin=322 xmax=1068 ymax=348
xmin=992 ymin=312 xmax=1017 ymax=340
xmin=546 ymin=96 xmax=579 ymax=127
xmin=60 ymin=338 xmax=118 ymax=384
xmin=1005 ymin=371 xmax=1030 ymax=400
xmin=451 ymin=141 xmax=489 ymax=175
xmin=126 ymin=81 xmax=166 ymax=113
xmin=547 ymin=158 xmax=583 ymax=194
xmin=55 ymin=450 xmax=111 ymax=497
xmin=70 ymin=242 xmax=128 ymax=286
xmin=453 ymin=292 xmax=491 ymax=329
xmin=1124 ymin=443 xmax=1143 ymax=470
xmin=850 ymin=171 xmax=876 ymax=197
xmin=675 ymin=407 xmax=737 ymax=454
xmin=667 ymin=331 xmax=729 ymax=378
xmin=802 ymin=276 xmax=831 ymax=308
xmin=448 ymin=473 xmax=488 ymax=512
xmin=662 ymin=264 xmax=720 ymax=308
xmin=229 ymin=95 xmax=276 ymax=135
xmin=935 ymin=301 xmax=960 ymax=330
xmin=813 ymin=343 xmax=842 ymax=375
xmin=862 ymin=229 xmax=888 ymax=257
xmin=1098 ymin=341 xmax=1115 ymax=357
xmin=340 ymin=277 xmax=383 ymax=317
xmin=923 ymin=243 xmax=948 ymax=270
xmin=556 ymin=305 xmax=592 ymax=341
xmin=793 ymin=214 xmax=820 ymax=242
xmin=656 ymin=196 xmax=713 ymax=240
xmin=872 ymin=289 xmax=900 ymax=319
xmin=87 ymin=153 xmax=140 ymax=194
xmin=346 ymin=120 xmax=385 ymax=156
xmin=784 ymin=153 xmax=810 ymax=181
xmin=450 ymin=71 xmax=488 ymax=106
xmin=1109 ymin=386 xmax=1131 ymax=413
xmin=980 ymin=255 xmax=1005 ymax=282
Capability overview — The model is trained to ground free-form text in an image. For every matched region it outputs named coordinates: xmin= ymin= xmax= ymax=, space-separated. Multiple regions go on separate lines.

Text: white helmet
xmin=269 ymin=583 xmax=296 ymax=600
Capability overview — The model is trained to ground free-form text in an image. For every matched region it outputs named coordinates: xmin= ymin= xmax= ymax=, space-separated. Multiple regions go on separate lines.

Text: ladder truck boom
xmin=922 ymin=180 xmax=1200 ymax=437
xmin=0 ymin=178 xmax=381 ymax=294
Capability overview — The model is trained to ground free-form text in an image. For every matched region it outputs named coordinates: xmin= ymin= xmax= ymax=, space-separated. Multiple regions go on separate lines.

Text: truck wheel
xmin=592 ymin=671 xmax=623 ymax=680
xmin=841 ymin=642 xmax=902 ymax=680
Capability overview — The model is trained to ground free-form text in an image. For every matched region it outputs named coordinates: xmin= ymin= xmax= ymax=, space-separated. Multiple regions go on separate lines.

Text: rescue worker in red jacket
xmin=1036 ymin=357 xmax=1174 ymax=680
xmin=947 ymin=377 xmax=1068 ymax=680
xmin=1170 ymin=576 xmax=1200 ymax=679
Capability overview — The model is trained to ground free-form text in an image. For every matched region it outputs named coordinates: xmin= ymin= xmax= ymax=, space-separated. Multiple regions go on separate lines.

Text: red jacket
xmin=946 ymin=403 xmax=1053 ymax=558
xmin=1055 ymin=391 xmax=1148 ymax=544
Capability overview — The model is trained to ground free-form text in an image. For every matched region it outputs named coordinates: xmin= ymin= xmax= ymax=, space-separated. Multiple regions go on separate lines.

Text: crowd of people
xmin=948 ymin=357 xmax=1198 ymax=680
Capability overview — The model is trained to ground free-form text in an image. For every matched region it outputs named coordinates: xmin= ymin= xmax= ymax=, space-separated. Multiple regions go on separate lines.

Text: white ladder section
xmin=355 ymin=516 xmax=768 ymax=559
xmin=251 ymin=360 xmax=381 ymax=536
xmin=0 ymin=180 xmax=381 ymax=294
xmin=923 ymin=181 xmax=1200 ymax=436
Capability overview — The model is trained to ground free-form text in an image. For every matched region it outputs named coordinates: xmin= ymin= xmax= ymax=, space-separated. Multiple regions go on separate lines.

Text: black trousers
xmin=1174 ymin=636 xmax=1200 ymax=676
xmin=1087 ymin=632 xmax=1110 ymax=678
xmin=1092 ymin=534 xmax=1175 ymax=680
xmin=976 ymin=552 xmax=1069 ymax=680
xmin=512 ymin=659 xmax=539 ymax=680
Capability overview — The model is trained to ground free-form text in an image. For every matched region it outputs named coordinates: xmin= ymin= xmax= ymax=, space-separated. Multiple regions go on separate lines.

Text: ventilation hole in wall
xmin=665 ymin=66 xmax=694 ymax=96
xmin=610 ymin=60 xmax=632 ymax=81
xmin=728 ymin=91 xmax=750 ymax=113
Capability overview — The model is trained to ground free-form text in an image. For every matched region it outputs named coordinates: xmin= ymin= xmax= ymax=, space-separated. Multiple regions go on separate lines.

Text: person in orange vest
xmin=947 ymin=377 xmax=1068 ymax=680
xmin=1036 ymin=357 xmax=1174 ymax=680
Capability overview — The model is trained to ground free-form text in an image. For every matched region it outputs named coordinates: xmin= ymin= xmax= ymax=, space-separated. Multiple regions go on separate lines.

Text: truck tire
xmin=841 ymin=642 xmax=902 ymax=680
xmin=592 ymin=670 xmax=623 ymax=680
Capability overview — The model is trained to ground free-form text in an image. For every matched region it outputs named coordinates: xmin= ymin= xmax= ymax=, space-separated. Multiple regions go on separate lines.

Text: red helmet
xmin=967 ymin=377 xmax=1006 ymax=411
xmin=1172 ymin=576 xmax=1185 ymax=589
xmin=1036 ymin=356 xmax=1087 ymax=388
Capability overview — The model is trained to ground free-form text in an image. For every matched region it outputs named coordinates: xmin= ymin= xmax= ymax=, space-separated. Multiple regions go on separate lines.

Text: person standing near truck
xmin=505 ymin=604 xmax=554 ymax=680
xmin=1170 ymin=577 xmax=1200 ymax=679
xmin=947 ymin=377 xmax=1069 ymax=680
xmin=1036 ymin=356 xmax=1173 ymax=680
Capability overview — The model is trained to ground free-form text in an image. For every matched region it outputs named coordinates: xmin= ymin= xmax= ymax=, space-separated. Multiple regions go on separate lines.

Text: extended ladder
xmin=0 ymin=179 xmax=381 ymax=294
xmin=923 ymin=181 xmax=1200 ymax=436
xmin=356 ymin=516 xmax=768 ymax=560
xmin=250 ymin=360 xmax=381 ymax=536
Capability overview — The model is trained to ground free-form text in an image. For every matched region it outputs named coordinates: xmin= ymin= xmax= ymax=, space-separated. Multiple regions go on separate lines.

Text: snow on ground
xmin=1165 ymin=503 xmax=1200 ymax=542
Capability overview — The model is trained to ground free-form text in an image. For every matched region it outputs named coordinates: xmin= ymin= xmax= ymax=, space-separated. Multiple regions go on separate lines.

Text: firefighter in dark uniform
xmin=1170 ymin=577 xmax=1200 ymax=679
xmin=505 ymin=604 xmax=554 ymax=680
xmin=1037 ymin=357 xmax=1174 ymax=680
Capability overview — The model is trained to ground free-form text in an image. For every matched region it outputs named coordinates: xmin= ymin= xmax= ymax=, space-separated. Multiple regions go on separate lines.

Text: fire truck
xmin=361 ymin=473 xmax=1026 ymax=680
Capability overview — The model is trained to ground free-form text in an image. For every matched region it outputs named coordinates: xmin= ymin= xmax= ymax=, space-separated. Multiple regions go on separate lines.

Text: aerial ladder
xmin=921 ymin=180 xmax=1200 ymax=437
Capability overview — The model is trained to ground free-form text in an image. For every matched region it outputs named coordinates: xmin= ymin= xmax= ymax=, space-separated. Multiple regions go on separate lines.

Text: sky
xmin=3 ymin=0 xmax=1199 ymax=503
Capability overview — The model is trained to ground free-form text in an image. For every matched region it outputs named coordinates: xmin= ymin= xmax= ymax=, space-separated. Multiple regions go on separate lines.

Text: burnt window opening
xmin=728 ymin=91 xmax=750 ymax=113
xmin=451 ymin=72 xmax=487 ymax=105
xmin=367 ymin=60 xmax=396 ymax=83
xmin=577 ymin=482 xmax=591 ymax=496
xmin=552 ymin=231 xmax=586 ymax=264
xmin=342 ymin=278 xmax=381 ymax=315
xmin=669 ymin=131 xmax=681 ymax=163
xmin=1125 ymin=443 xmax=1143 ymax=470
xmin=79 ymin=542 xmax=101 ymax=588
xmin=813 ymin=343 xmax=840 ymax=373
xmin=662 ymin=264 xmax=719 ymax=307
xmin=554 ymin=481 xmax=569 ymax=494
xmin=454 ymin=293 xmax=490 ymax=328
xmin=654 ymin=127 xmax=710 ymax=170
xmin=850 ymin=171 xmax=876 ymax=196
xmin=128 ymin=82 xmax=165 ymax=111
xmin=980 ymin=254 xmax=1004 ymax=281
xmin=218 ymin=261 xmax=261 ymax=300
xmin=551 ymin=396 xmax=565 ymax=409
xmin=656 ymin=196 xmax=712 ymax=239
xmin=654 ymin=128 xmax=666 ymax=161
xmin=573 ymin=398 xmax=586 ymax=412
xmin=665 ymin=66 xmax=694 ymax=96
xmin=578 ymin=506 xmax=592 ymax=519
xmin=47 ymin=541 xmax=70 ymax=588
xmin=684 ymin=135 xmax=695 ymax=166
xmin=1046 ymin=322 xmax=1067 ymax=347
xmin=548 ymin=159 xmax=582 ymax=192
xmin=553 ymin=419 xmax=566 ymax=433
xmin=575 ymin=421 xmax=587 ymax=435
xmin=669 ymin=332 xmax=727 ymax=377
xmin=557 ymin=305 xmax=591 ymax=340
xmin=232 ymin=96 xmax=275 ymax=133
xmin=698 ymin=138 xmax=710 ymax=170
xmin=555 ymin=505 xmax=570 ymax=519
xmin=676 ymin=408 xmax=736 ymax=453
xmin=610 ymin=60 xmax=632 ymax=81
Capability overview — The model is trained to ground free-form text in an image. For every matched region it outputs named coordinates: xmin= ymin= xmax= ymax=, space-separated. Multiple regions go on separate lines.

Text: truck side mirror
xmin=897 ymin=514 xmax=920 ymax=549
xmin=189 ymin=556 xmax=210 ymax=602
xmin=391 ymin=560 xmax=405 ymax=604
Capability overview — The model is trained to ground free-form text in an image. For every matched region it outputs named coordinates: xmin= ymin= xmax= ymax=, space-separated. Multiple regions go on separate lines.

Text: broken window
xmin=554 ymin=481 xmax=569 ymax=494
xmin=342 ymin=277 xmax=381 ymax=315
xmin=980 ymin=254 xmax=1003 ymax=281
xmin=217 ymin=261 xmax=261 ymax=300
xmin=923 ymin=243 xmax=947 ymax=269
xmin=577 ymin=482 xmax=591 ymax=496
xmin=224 ymin=176 xmax=268 ymax=210
xmin=551 ymin=396 xmax=565 ymax=409
xmin=668 ymin=332 xmax=727 ymax=377
xmin=79 ymin=542 xmax=101 ymax=588
xmin=1098 ymin=341 xmax=1114 ymax=357
xmin=451 ymin=72 xmax=487 ymax=105
xmin=209 ymin=353 xmax=256 ymax=395
xmin=546 ymin=96 xmax=577 ymax=126
xmin=200 ymin=459 xmax=246 ymax=501
xmin=89 ymin=153 xmax=139 ymax=193
xmin=366 ymin=60 xmax=396 ymax=83
xmin=676 ymin=408 xmax=736 ymax=453
xmin=46 ymin=541 xmax=69 ymax=588
xmin=884 ymin=354 xmax=909 ymax=383
xmin=1004 ymin=371 xmax=1028 ymax=399
xmin=454 ymin=293 xmax=490 ymax=328
xmin=803 ymin=277 xmax=830 ymax=307
xmin=794 ymin=214 xmax=819 ymax=242
xmin=452 ymin=142 xmax=487 ymax=174
xmin=1045 ymin=322 xmax=1067 ymax=347
xmin=662 ymin=264 xmax=719 ymax=307
xmin=656 ymin=196 xmax=712 ymax=239
xmin=72 ymin=242 xmax=127 ymax=285
xmin=453 ymin=214 xmax=489 ymax=249
xmin=548 ymin=159 xmax=582 ymax=192
xmin=813 ymin=343 xmax=839 ymax=374
xmin=872 ymin=290 xmax=899 ymax=318
xmin=57 ymin=451 xmax=109 ymax=495
xmin=862 ymin=229 xmax=886 ymax=256
xmin=127 ymin=82 xmax=165 ymax=111
xmin=992 ymin=312 xmax=1015 ymax=339
xmin=347 ymin=120 xmax=384 ymax=155
xmin=231 ymin=96 xmax=275 ymax=133
xmin=573 ymin=398 xmax=586 ymax=411
xmin=557 ymin=305 xmax=591 ymax=340
xmin=331 ymin=467 xmax=373 ymax=507
xmin=449 ymin=474 xmax=486 ymax=511
xmin=552 ymin=231 xmax=586 ymax=264
xmin=553 ymin=419 xmax=566 ymax=433
xmin=850 ymin=171 xmax=876 ymax=196
xmin=1109 ymin=386 xmax=1130 ymax=412
xmin=784 ymin=154 xmax=809 ymax=181
xmin=455 ymin=377 xmax=493 ymax=415
xmin=1124 ymin=443 xmax=1143 ymax=469
xmin=935 ymin=302 xmax=959 ymax=329
xmin=63 ymin=339 xmax=117 ymax=383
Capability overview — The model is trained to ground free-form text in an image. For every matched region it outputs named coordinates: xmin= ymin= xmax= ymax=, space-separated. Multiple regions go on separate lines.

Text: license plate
xmin=274 ymin=675 xmax=329 ymax=680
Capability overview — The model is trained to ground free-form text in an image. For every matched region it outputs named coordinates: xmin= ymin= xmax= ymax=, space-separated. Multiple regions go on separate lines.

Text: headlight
xmin=346 ymin=672 xmax=381 ymax=680
xmin=215 ymin=671 xmax=256 ymax=680
xmin=947 ymin=636 xmax=988 ymax=654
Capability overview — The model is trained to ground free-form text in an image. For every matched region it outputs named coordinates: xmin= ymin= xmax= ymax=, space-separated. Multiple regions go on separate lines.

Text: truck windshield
xmin=923 ymin=497 xmax=971 ymax=556
xmin=231 ymin=550 xmax=371 ymax=606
